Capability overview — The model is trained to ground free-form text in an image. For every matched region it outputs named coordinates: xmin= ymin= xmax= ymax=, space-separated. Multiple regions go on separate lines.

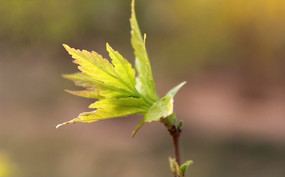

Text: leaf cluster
xmin=57 ymin=0 xmax=186 ymax=137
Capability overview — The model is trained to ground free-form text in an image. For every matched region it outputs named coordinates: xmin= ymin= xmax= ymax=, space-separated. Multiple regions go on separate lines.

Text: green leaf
xmin=130 ymin=0 xmax=158 ymax=102
xmin=144 ymin=95 xmax=173 ymax=122
xmin=180 ymin=160 xmax=193 ymax=176
xmin=57 ymin=97 xmax=149 ymax=128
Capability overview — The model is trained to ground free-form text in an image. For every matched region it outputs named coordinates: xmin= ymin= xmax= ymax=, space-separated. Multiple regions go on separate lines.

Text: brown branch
xmin=169 ymin=126 xmax=181 ymax=165
xmin=169 ymin=126 xmax=182 ymax=177
xmin=170 ymin=128 xmax=181 ymax=166
xmin=173 ymin=131 xmax=181 ymax=165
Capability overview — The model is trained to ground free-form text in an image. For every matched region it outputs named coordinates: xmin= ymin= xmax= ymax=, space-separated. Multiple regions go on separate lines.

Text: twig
xmin=170 ymin=126 xmax=181 ymax=165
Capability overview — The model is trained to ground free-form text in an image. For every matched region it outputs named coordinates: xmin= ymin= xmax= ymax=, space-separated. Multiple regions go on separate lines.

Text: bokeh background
xmin=1 ymin=0 xmax=285 ymax=176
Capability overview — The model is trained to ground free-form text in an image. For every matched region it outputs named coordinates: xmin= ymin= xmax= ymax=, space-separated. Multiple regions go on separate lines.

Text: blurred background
xmin=1 ymin=0 xmax=285 ymax=176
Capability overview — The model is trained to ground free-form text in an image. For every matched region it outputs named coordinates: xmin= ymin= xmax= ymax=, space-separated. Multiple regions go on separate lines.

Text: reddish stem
xmin=170 ymin=126 xmax=181 ymax=165
xmin=173 ymin=132 xmax=181 ymax=165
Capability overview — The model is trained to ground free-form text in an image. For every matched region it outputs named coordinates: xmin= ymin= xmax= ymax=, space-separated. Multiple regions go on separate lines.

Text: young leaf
xmin=180 ymin=160 xmax=193 ymax=176
xmin=169 ymin=157 xmax=177 ymax=174
xmin=144 ymin=95 xmax=173 ymax=122
xmin=131 ymin=82 xmax=186 ymax=136
xmin=168 ymin=157 xmax=194 ymax=177
xmin=130 ymin=0 xmax=158 ymax=102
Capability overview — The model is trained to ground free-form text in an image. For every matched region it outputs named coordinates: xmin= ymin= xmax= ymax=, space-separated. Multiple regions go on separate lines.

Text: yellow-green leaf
xmin=142 ymin=81 xmax=186 ymax=124
xmin=89 ymin=97 xmax=149 ymax=112
xmin=130 ymin=0 xmax=158 ymax=102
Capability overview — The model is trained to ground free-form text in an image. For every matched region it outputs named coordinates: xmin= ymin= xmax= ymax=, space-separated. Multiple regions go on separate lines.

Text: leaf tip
xmin=64 ymin=89 xmax=74 ymax=95
xmin=167 ymin=81 xmax=187 ymax=97
xmin=131 ymin=119 xmax=145 ymax=138
xmin=56 ymin=123 xmax=64 ymax=129
xmin=56 ymin=119 xmax=77 ymax=129
xmin=131 ymin=0 xmax=135 ymax=12
xmin=62 ymin=44 xmax=70 ymax=50
xmin=106 ymin=42 xmax=110 ymax=48
xmin=61 ymin=74 xmax=67 ymax=78
xmin=105 ymin=43 xmax=113 ymax=53
xmin=130 ymin=0 xmax=136 ymax=24
xmin=131 ymin=131 xmax=136 ymax=138
xmin=178 ymin=81 xmax=187 ymax=88
xmin=62 ymin=74 xmax=73 ymax=80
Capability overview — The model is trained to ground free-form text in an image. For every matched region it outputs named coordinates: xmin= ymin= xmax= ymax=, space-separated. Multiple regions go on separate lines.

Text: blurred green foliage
xmin=1 ymin=0 xmax=285 ymax=80
xmin=0 ymin=0 xmax=128 ymax=46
